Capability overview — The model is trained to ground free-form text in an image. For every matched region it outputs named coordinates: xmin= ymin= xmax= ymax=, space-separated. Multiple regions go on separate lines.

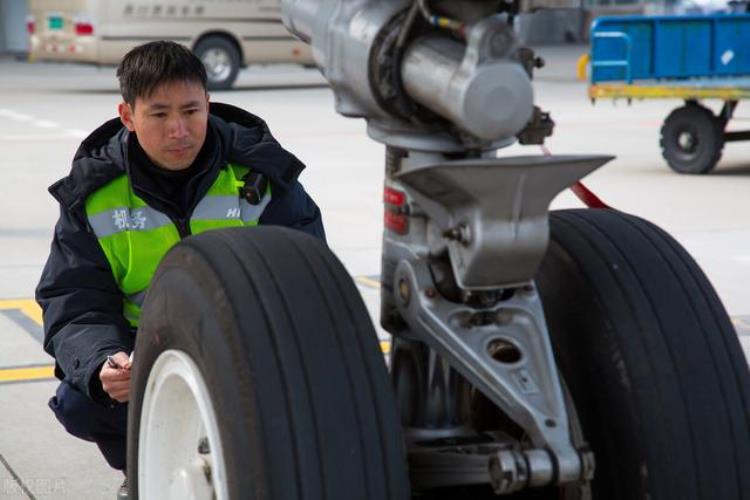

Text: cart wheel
xmin=659 ymin=104 xmax=724 ymax=174
xmin=194 ymin=36 xmax=241 ymax=90
xmin=536 ymin=209 xmax=750 ymax=500
xmin=127 ymin=227 xmax=410 ymax=500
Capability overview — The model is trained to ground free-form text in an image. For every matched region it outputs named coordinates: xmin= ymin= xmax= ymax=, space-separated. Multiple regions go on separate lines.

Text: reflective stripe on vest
xmin=85 ymin=163 xmax=271 ymax=327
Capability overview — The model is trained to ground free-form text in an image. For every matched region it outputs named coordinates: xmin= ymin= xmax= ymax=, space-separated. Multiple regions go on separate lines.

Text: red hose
xmin=570 ymin=181 xmax=611 ymax=209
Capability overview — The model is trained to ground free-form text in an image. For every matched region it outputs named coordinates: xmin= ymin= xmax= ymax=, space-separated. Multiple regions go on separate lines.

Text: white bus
xmin=27 ymin=0 xmax=314 ymax=89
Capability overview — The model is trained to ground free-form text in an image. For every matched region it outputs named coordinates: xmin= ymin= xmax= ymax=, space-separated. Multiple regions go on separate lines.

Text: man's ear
xmin=118 ymin=102 xmax=136 ymax=132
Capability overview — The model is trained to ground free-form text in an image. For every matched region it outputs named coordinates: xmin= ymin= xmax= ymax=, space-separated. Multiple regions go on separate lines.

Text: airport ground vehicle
xmin=126 ymin=1 xmax=750 ymax=498
xmin=26 ymin=0 xmax=313 ymax=89
xmin=584 ymin=13 xmax=750 ymax=174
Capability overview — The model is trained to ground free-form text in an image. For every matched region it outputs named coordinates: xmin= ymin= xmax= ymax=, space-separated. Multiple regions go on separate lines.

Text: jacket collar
xmin=49 ymin=102 xmax=306 ymax=212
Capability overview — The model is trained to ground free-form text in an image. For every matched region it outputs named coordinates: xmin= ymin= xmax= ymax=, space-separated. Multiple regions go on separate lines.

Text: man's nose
xmin=167 ymin=116 xmax=189 ymax=138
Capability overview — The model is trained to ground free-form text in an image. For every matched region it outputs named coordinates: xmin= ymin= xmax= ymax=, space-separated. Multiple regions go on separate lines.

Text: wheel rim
xmin=200 ymin=48 xmax=232 ymax=83
xmin=138 ymin=349 xmax=229 ymax=500
xmin=677 ymin=128 xmax=698 ymax=155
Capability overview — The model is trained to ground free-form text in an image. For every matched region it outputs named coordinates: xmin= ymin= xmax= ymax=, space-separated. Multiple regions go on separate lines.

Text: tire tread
xmin=538 ymin=209 xmax=750 ymax=500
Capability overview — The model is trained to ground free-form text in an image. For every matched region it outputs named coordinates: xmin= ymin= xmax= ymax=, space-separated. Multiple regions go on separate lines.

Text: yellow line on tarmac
xmin=0 ymin=299 xmax=43 ymax=326
xmin=355 ymin=276 xmax=381 ymax=289
xmin=380 ymin=341 xmax=391 ymax=354
xmin=0 ymin=365 xmax=55 ymax=383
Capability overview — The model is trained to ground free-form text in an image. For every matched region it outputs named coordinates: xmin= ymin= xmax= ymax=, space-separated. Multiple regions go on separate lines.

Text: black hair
xmin=117 ymin=41 xmax=207 ymax=106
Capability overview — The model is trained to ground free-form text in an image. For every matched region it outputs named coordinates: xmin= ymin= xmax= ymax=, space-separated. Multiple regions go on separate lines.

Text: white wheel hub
xmin=201 ymin=48 xmax=232 ymax=82
xmin=138 ymin=350 xmax=229 ymax=500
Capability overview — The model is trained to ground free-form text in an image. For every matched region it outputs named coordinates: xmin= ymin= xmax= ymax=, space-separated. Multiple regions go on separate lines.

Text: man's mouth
xmin=166 ymin=145 xmax=192 ymax=154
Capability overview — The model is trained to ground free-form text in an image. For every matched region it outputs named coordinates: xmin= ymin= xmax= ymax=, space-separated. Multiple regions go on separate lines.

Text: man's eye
xmin=152 ymin=113 xmax=167 ymax=118
xmin=185 ymin=109 xmax=198 ymax=115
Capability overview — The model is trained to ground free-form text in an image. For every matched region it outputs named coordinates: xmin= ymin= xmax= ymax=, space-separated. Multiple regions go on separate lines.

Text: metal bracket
xmin=393 ymin=258 xmax=582 ymax=483
xmin=395 ymin=154 xmax=613 ymax=289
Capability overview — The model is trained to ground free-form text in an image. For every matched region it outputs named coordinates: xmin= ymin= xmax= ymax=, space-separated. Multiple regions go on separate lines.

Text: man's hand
xmin=99 ymin=351 xmax=132 ymax=403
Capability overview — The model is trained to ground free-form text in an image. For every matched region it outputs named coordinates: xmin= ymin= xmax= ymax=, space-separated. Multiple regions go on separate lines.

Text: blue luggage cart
xmin=585 ymin=13 xmax=750 ymax=174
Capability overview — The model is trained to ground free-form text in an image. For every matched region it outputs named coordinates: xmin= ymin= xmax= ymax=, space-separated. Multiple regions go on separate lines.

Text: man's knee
xmin=48 ymin=381 xmax=122 ymax=441
xmin=49 ymin=381 xmax=128 ymax=471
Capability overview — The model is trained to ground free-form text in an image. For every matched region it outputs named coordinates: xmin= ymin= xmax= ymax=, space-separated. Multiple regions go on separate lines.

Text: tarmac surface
xmin=0 ymin=45 xmax=749 ymax=499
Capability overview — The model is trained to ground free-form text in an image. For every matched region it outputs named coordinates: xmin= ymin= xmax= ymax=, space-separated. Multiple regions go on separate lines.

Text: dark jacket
xmin=36 ymin=102 xmax=325 ymax=403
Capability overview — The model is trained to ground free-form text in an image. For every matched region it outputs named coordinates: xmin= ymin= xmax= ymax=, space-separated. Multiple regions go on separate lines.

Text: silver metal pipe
xmin=280 ymin=0 xmax=318 ymax=43
xmin=401 ymin=34 xmax=534 ymax=141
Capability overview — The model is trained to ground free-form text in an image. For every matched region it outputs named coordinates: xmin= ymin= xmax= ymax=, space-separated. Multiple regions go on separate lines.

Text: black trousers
xmin=48 ymin=381 xmax=127 ymax=471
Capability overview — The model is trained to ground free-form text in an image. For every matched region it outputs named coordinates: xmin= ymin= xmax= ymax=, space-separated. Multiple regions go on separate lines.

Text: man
xmin=36 ymin=41 xmax=324 ymax=498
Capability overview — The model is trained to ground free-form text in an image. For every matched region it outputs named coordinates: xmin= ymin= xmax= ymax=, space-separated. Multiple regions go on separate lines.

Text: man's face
xmin=118 ymin=80 xmax=209 ymax=171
